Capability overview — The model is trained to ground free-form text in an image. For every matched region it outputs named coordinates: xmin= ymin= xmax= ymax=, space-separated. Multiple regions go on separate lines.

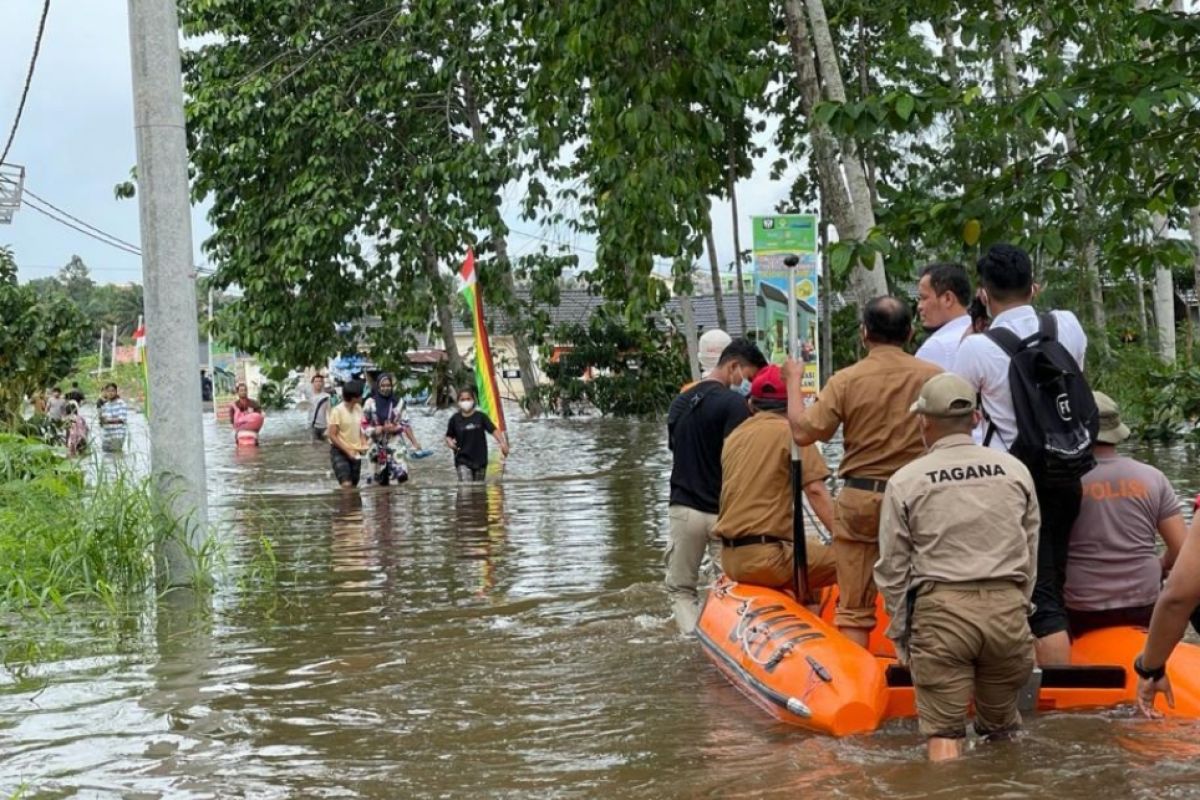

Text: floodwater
xmin=4 ymin=407 xmax=1200 ymax=798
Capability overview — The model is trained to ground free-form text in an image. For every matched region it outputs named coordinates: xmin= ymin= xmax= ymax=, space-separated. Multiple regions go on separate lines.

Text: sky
xmin=0 ymin=0 xmax=806 ymax=286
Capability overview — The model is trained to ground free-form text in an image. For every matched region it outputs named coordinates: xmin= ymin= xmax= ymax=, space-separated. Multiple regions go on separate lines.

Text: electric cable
xmin=0 ymin=0 xmax=52 ymax=167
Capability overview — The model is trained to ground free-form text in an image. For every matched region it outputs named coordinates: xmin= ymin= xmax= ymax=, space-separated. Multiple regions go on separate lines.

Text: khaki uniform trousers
xmin=720 ymin=538 xmax=838 ymax=601
xmin=908 ymin=581 xmax=1035 ymax=739
xmin=665 ymin=505 xmax=720 ymax=633
xmin=832 ymin=486 xmax=884 ymax=630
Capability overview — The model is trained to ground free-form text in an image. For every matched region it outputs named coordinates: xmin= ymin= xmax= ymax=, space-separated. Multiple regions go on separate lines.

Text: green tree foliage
xmin=532 ymin=311 xmax=690 ymax=417
xmin=181 ymin=0 xmax=574 ymax=382
xmin=26 ymin=256 xmax=144 ymax=342
xmin=0 ymin=248 xmax=90 ymax=420
xmin=174 ymin=0 xmax=1200 ymax=415
xmin=522 ymin=0 xmax=772 ymax=312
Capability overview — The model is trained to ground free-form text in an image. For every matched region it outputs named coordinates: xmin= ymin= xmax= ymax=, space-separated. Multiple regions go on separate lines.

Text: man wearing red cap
xmin=714 ymin=364 xmax=837 ymax=593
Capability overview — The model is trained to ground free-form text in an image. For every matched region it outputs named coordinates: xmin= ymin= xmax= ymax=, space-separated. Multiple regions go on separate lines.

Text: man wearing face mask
xmin=784 ymin=296 xmax=943 ymax=648
xmin=665 ymin=338 xmax=767 ymax=633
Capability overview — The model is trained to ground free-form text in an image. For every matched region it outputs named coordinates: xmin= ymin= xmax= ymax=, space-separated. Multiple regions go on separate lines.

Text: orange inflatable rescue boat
xmin=696 ymin=578 xmax=1200 ymax=736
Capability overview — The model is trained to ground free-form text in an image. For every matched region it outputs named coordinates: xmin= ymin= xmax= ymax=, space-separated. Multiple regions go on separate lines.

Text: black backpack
xmin=984 ymin=312 xmax=1099 ymax=486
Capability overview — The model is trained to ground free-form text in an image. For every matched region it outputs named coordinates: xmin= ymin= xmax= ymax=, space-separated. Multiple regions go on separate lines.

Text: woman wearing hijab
xmin=363 ymin=373 xmax=430 ymax=485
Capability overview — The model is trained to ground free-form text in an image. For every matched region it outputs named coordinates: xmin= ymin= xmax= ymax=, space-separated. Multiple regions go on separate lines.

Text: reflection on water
xmin=2 ymin=408 xmax=1200 ymax=797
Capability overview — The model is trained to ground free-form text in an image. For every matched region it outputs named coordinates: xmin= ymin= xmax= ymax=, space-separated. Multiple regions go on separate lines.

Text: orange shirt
xmin=792 ymin=345 xmax=942 ymax=479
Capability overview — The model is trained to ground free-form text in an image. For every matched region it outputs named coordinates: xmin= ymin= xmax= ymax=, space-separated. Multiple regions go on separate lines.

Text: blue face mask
xmin=734 ymin=378 xmax=752 ymax=397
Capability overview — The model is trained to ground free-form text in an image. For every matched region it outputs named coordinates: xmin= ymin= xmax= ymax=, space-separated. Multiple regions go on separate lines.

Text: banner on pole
xmin=751 ymin=214 xmax=821 ymax=399
xmin=457 ymin=249 xmax=507 ymax=434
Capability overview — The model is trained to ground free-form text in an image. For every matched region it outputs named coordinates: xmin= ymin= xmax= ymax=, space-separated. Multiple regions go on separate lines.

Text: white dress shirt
xmin=914 ymin=314 xmax=972 ymax=372
xmin=952 ymin=305 xmax=1088 ymax=451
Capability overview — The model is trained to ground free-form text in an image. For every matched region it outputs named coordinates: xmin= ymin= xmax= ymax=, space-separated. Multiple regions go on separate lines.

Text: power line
xmin=0 ymin=0 xmax=51 ymax=167
xmin=22 ymin=200 xmax=142 ymax=257
xmin=22 ymin=186 xmax=142 ymax=251
xmin=0 ymin=174 xmax=143 ymax=255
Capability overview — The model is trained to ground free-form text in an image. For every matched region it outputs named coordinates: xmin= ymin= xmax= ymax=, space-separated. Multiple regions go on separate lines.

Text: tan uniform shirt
xmin=875 ymin=433 xmax=1040 ymax=644
xmin=713 ymin=412 xmax=829 ymax=541
xmin=792 ymin=345 xmax=942 ymax=479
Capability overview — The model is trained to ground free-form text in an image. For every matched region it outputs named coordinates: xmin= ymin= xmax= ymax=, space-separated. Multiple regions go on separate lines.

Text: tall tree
xmin=0 ymin=247 xmax=89 ymax=419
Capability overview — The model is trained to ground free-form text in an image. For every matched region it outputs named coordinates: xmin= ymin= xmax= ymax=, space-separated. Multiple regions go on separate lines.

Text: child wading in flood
xmin=445 ymin=387 xmax=509 ymax=481
xmin=98 ymin=382 xmax=129 ymax=453
xmin=327 ymin=379 xmax=370 ymax=488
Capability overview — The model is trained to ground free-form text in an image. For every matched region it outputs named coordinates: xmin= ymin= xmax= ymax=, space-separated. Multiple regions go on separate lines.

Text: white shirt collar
xmin=990 ymin=304 xmax=1036 ymax=328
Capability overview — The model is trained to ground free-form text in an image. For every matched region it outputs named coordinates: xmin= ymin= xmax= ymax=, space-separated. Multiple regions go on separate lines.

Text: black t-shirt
xmin=446 ymin=410 xmax=495 ymax=470
xmin=666 ymin=380 xmax=751 ymax=513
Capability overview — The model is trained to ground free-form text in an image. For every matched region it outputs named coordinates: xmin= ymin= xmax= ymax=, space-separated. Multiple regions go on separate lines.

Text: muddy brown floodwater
xmin=4 ymin=407 xmax=1200 ymax=798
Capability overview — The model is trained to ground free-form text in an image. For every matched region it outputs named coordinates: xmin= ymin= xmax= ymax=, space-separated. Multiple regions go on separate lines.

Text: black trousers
xmin=1029 ymin=481 xmax=1082 ymax=639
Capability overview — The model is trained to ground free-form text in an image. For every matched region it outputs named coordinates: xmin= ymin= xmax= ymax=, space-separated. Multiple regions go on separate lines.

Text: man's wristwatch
xmin=1133 ymin=654 xmax=1167 ymax=682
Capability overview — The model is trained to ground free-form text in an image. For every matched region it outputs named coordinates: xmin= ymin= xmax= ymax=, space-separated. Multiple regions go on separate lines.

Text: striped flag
xmin=133 ymin=318 xmax=149 ymax=413
xmin=457 ymin=249 xmax=506 ymax=433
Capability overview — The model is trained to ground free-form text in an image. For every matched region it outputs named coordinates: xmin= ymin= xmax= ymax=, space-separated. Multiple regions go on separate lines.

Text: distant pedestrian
xmin=445 ymin=387 xmax=509 ymax=482
xmin=65 ymin=382 xmax=85 ymax=405
xmin=327 ymin=379 xmax=369 ymax=488
xmin=227 ymin=381 xmax=262 ymax=425
xmin=46 ymin=386 xmax=67 ymax=421
xmin=308 ymin=373 xmax=334 ymax=441
xmin=65 ymin=401 xmax=88 ymax=457
xmin=200 ymin=370 xmax=214 ymax=402
xmin=98 ymin=383 xmax=129 ymax=453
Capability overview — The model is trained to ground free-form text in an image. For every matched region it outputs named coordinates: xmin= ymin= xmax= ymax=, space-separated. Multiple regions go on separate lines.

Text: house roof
xmin=449 ymin=289 xmax=767 ymax=337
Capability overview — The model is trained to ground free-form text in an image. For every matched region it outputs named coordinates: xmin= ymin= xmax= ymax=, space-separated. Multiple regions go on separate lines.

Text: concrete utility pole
xmin=127 ymin=0 xmax=208 ymax=585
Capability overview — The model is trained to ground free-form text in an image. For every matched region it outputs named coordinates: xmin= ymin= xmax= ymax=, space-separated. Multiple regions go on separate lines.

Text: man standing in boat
xmin=713 ymin=364 xmax=837 ymax=595
xmin=953 ymin=244 xmax=1090 ymax=665
xmin=666 ymin=338 xmax=768 ymax=633
xmin=876 ymin=373 xmax=1038 ymax=761
xmin=784 ymin=296 xmax=942 ymax=647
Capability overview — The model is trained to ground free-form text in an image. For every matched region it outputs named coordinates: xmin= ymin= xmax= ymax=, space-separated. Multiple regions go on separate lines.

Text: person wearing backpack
xmin=953 ymin=244 xmax=1097 ymax=665
xmin=665 ymin=338 xmax=767 ymax=633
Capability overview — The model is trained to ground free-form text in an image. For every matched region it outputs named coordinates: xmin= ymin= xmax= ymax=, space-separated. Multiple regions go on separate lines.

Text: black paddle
xmin=784 ymin=253 xmax=809 ymax=603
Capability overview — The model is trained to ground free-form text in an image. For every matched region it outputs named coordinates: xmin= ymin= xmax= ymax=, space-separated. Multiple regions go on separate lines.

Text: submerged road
xmin=2 ymin=406 xmax=1200 ymax=797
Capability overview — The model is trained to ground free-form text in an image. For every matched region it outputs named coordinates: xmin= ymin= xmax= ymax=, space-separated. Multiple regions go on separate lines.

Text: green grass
xmin=0 ymin=434 xmax=171 ymax=613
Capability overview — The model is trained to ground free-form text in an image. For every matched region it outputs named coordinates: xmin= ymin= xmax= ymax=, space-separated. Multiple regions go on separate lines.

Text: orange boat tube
xmin=698 ymin=579 xmax=1200 ymax=736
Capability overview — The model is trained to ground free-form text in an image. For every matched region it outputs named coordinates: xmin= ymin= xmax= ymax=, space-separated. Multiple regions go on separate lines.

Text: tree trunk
xmin=783 ymin=0 xmax=887 ymax=306
xmin=1190 ymin=205 xmax=1200 ymax=362
xmin=460 ymin=68 xmax=543 ymax=415
xmin=705 ymin=222 xmax=728 ymax=330
xmin=1152 ymin=213 xmax=1177 ymax=364
xmin=728 ymin=140 xmax=747 ymax=334
xmin=421 ymin=235 xmax=464 ymax=377
xmin=941 ymin=23 xmax=966 ymax=129
xmin=679 ymin=289 xmax=701 ymax=382
xmin=993 ymin=0 xmax=1021 ymax=99
xmin=1063 ymin=121 xmax=1109 ymax=358
xmin=819 ymin=209 xmax=833 ymax=386
xmin=802 ymin=0 xmax=879 ymax=243
xmin=1135 ymin=269 xmax=1149 ymax=340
